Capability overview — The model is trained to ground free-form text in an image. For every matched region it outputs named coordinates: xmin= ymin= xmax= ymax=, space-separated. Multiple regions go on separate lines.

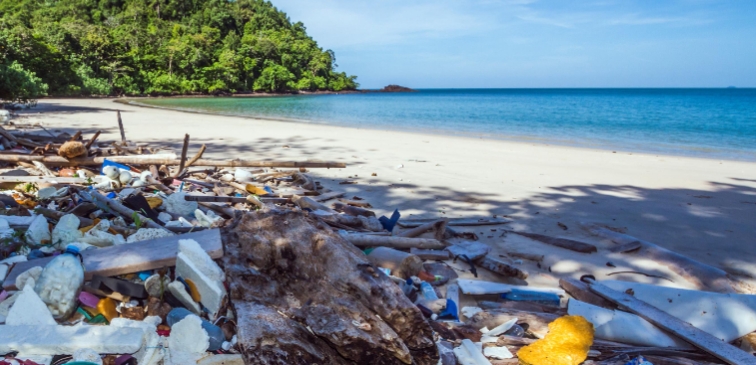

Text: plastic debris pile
xmin=0 ymin=122 xmax=753 ymax=365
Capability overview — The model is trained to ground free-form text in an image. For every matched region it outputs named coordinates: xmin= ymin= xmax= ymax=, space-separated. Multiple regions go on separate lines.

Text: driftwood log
xmin=222 ymin=210 xmax=438 ymax=365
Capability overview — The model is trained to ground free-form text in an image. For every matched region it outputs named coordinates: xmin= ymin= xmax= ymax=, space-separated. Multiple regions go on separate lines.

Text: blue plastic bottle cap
xmin=65 ymin=245 xmax=81 ymax=255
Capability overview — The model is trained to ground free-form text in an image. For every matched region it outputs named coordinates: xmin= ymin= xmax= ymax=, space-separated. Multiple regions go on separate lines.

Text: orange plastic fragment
xmin=184 ymin=279 xmax=202 ymax=302
xmin=517 ymin=315 xmax=594 ymax=365
xmin=97 ymin=297 xmax=119 ymax=322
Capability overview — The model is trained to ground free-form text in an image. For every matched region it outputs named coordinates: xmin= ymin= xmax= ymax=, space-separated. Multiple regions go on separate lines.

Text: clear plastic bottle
xmin=34 ymin=246 xmax=84 ymax=319
xmin=167 ymin=307 xmax=226 ymax=351
xmin=504 ymin=324 xmax=525 ymax=337
xmin=419 ymin=282 xmax=439 ymax=301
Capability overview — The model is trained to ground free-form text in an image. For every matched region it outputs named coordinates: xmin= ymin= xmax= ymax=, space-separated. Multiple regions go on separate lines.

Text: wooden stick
xmin=506 ymin=230 xmax=597 ymax=253
xmin=84 ymin=130 xmax=102 ymax=150
xmin=69 ymin=130 xmax=82 ymax=141
xmin=586 ymin=278 xmax=756 ymax=365
xmin=0 ymin=125 xmax=18 ymax=142
xmin=117 ymin=110 xmax=126 ymax=143
xmin=184 ymin=143 xmax=206 ymax=169
xmin=478 ymin=256 xmax=528 ymax=279
xmin=0 ymin=176 xmax=88 ymax=184
xmin=312 ymin=191 xmax=345 ymax=202
xmin=398 ymin=219 xmax=447 ymax=238
xmin=332 ymin=202 xmax=375 ymax=217
xmin=88 ymin=190 xmax=172 ymax=234
xmin=338 ymin=198 xmax=372 ymax=208
xmin=342 ymin=234 xmax=447 ymax=249
xmin=177 ymin=133 xmax=189 ymax=175
xmin=293 ymin=195 xmax=335 ymax=213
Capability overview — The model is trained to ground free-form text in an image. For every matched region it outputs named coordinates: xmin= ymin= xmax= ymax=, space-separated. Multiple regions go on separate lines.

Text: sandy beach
xmin=16 ymin=98 xmax=756 ymax=290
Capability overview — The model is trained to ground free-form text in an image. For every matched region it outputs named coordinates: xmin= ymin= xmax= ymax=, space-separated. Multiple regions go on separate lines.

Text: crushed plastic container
xmin=167 ymin=307 xmax=226 ymax=351
xmin=34 ymin=245 xmax=84 ymax=319
xmin=420 ymin=282 xmax=439 ymax=301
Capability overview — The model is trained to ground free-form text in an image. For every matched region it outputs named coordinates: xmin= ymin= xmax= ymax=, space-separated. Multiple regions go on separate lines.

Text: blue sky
xmin=270 ymin=0 xmax=756 ymax=89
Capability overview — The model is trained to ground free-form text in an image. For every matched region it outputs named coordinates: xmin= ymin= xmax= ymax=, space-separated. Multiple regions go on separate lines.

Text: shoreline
xmin=15 ymin=98 xmax=756 ymax=287
xmin=122 ymin=97 xmax=756 ymax=163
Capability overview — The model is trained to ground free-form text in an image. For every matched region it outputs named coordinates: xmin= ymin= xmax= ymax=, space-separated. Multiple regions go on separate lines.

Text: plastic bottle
xmin=419 ymin=282 xmax=439 ymax=301
xmin=167 ymin=307 xmax=226 ymax=351
xmin=34 ymin=245 xmax=84 ymax=319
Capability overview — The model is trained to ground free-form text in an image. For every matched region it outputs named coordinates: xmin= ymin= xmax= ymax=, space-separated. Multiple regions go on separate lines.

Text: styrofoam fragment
xmin=0 ymin=324 xmax=144 ymax=355
xmin=0 ymin=218 xmax=14 ymax=239
xmin=167 ymin=281 xmax=201 ymax=315
xmin=176 ymin=252 xmax=226 ymax=318
xmin=0 ymin=255 xmax=27 ymax=282
xmin=163 ymin=192 xmax=198 ymax=217
xmin=483 ymin=346 xmax=513 ymax=359
xmin=111 ymin=316 xmax=163 ymax=365
xmin=25 ymin=215 xmax=51 ymax=246
xmin=52 ymin=214 xmax=83 ymax=249
xmin=126 ymin=228 xmax=173 ymax=243
xmin=168 ymin=314 xmax=210 ymax=353
xmin=73 ymin=348 xmax=103 ymax=365
xmin=7 ymin=279 xmax=56 ymax=326
xmin=195 ymin=209 xmax=223 ymax=228
xmin=179 ymin=239 xmax=225 ymax=282
xmin=462 ymin=306 xmax=483 ymax=318
xmin=80 ymin=221 xmax=125 ymax=246
xmin=483 ymin=318 xmax=517 ymax=337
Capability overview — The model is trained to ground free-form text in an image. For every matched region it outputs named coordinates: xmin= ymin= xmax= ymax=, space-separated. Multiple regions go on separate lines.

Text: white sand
xmin=16 ymin=98 xmax=756 ymax=290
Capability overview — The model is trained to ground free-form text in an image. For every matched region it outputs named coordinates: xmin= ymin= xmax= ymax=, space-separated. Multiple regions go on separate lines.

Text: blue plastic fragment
xmin=106 ymin=192 xmax=117 ymax=199
xmin=27 ymin=249 xmax=45 ymax=260
xmin=437 ymin=298 xmax=459 ymax=321
xmin=101 ymin=159 xmax=130 ymax=175
xmin=138 ymin=271 xmax=152 ymax=281
xmin=625 ymin=356 xmax=653 ymax=365
xmin=263 ymin=186 xmax=274 ymax=194
xmin=501 ymin=288 xmax=561 ymax=306
xmin=378 ymin=209 xmax=401 ymax=232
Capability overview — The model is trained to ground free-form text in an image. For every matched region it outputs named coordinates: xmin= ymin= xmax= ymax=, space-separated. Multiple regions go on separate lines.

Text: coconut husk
xmin=58 ymin=141 xmax=87 ymax=159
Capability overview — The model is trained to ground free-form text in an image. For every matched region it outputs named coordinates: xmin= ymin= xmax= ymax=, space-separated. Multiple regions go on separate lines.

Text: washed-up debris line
xmin=0 ymin=117 xmax=754 ymax=365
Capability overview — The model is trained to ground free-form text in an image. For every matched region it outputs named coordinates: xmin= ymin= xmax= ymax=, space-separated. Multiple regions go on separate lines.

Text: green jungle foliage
xmin=0 ymin=0 xmax=358 ymax=105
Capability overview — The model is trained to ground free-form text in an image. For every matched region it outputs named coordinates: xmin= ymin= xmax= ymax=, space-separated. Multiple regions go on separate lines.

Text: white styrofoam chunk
xmin=126 ymin=228 xmax=173 ymax=243
xmin=15 ymin=266 xmax=42 ymax=291
xmin=168 ymin=314 xmax=210 ymax=353
xmin=25 ymin=215 xmax=51 ymax=246
xmin=51 ymin=214 xmax=83 ymax=249
xmin=111 ymin=316 xmax=163 ymax=365
xmin=176 ymin=253 xmax=226 ymax=318
xmin=167 ymin=281 xmax=201 ymax=315
xmin=6 ymin=280 xmax=56 ymax=326
xmin=568 ymin=299 xmax=690 ymax=348
xmin=0 ymin=324 xmax=145 ymax=355
xmin=602 ymin=280 xmax=756 ymax=343
xmin=483 ymin=346 xmax=513 ymax=359
xmin=73 ymin=348 xmax=103 ymax=365
xmin=482 ymin=318 xmax=517 ymax=338
xmin=178 ymin=239 xmax=225 ymax=282
xmin=453 ymin=339 xmax=492 ymax=365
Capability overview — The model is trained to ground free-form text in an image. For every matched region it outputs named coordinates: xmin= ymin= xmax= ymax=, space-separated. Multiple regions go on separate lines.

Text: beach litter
xmin=0 ymin=117 xmax=750 ymax=365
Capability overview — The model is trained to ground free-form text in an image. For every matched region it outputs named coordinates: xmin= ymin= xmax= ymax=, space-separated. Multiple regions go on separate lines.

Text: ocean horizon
xmin=136 ymin=88 xmax=756 ymax=161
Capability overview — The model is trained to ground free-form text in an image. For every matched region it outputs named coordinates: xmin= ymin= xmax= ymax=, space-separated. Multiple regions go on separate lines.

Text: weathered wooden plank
xmin=587 ymin=279 xmax=756 ymax=365
xmin=312 ymin=191 xmax=345 ymax=202
xmin=0 ymin=176 xmax=88 ymax=184
xmin=397 ymin=217 xmax=511 ymax=228
xmin=3 ymin=229 xmax=222 ymax=290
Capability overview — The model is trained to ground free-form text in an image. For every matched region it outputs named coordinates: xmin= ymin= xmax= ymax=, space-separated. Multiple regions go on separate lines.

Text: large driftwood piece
xmin=582 ymin=223 xmax=736 ymax=293
xmin=344 ymin=234 xmax=447 ymax=249
xmin=222 ymin=210 xmax=438 ymax=365
xmin=507 ymin=230 xmax=598 ymax=253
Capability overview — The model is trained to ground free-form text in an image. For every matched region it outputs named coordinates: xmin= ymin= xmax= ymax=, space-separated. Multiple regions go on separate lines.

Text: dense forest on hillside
xmin=0 ymin=0 xmax=358 ymax=106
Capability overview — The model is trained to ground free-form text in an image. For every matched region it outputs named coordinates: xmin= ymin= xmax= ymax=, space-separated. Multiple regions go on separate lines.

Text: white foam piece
xmin=601 ymin=280 xmax=756 ymax=342
xmin=0 ymin=324 xmax=144 ymax=355
xmin=178 ymin=239 xmax=224 ymax=282
xmin=25 ymin=215 xmax=50 ymax=246
xmin=568 ymin=299 xmax=690 ymax=348
xmin=453 ymin=339 xmax=492 ymax=365
xmin=482 ymin=318 xmax=517 ymax=338
xmin=6 ymin=280 xmax=56 ymax=326
xmin=483 ymin=346 xmax=513 ymax=359
xmin=51 ymin=214 xmax=83 ymax=249
xmin=167 ymin=281 xmax=201 ymax=315
xmin=111 ymin=316 xmax=163 ymax=365
xmin=168 ymin=314 xmax=209 ymax=353
xmin=176 ymin=250 xmax=226 ymax=319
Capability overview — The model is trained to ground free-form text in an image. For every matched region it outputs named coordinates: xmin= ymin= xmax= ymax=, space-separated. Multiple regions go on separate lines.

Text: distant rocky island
xmin=378 ymin=85 xmax=417 ymax=92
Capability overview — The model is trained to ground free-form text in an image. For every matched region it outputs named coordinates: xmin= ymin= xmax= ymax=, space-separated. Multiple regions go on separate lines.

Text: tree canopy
xmin=0 ymin=0 xmax=358 ymax=105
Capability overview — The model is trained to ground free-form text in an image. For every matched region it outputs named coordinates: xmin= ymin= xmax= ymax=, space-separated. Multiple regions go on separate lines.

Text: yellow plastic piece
xmin=245 ymin=184 xmax=269 ymax=196
xmin=145 ymin=197 xmax=163 ymax=209
xmin=79 ymin=218 xmax=101 ymax=233
xmin=97 ymin=297 xmax=119 ymax=322
xmin=517 ymin=315 xmax=594 ymax=365
xmin=184 ymin=279 xmax=202 ymax=302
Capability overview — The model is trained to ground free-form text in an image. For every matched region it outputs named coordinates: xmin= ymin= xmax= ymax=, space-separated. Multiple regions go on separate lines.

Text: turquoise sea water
xmin=138 ymin=89 xmax=756 ymax=161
